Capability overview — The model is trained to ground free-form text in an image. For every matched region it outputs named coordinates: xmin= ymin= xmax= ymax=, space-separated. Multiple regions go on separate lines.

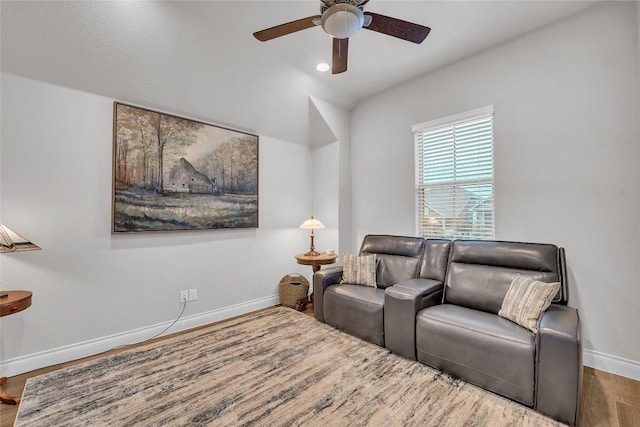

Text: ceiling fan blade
xmin=364 ymin=12 xmax=431 ymax=44
xmin=332 ymin=38 xmax=348 ymax=74
xmin=253 ymin=16 xmax=321 ymax=42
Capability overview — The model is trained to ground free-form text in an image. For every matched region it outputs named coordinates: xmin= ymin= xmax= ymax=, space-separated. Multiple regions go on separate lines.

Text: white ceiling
xmin=254 ymin=0 xmax=601 ymax=100
xmin=1 ymin=1 xmax=601 ymax=143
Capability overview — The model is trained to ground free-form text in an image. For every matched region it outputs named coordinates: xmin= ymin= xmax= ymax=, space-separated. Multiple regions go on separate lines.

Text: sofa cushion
xmin=444 ymin=240 xmax=563 ymax=314
xmin=416 ymin=304 xmax=536 ymax=406
xmin=359 ymin=235 xmax=424 ymax=289
xmin=324 ymin=284 xmax=386 ymax=346
xmin=499 ymin=276 xmax=560 ymax=332
xmin=341 ymin=254 xmax=377 ymax=287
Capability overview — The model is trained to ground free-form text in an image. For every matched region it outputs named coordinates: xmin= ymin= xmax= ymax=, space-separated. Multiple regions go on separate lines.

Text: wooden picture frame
xmin=112 ymin=102 xmax=258 ymax=233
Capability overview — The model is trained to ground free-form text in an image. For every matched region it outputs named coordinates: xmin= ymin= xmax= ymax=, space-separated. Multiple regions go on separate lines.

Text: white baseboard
xmin=583 ymin=349 xmax=640 ymax=380
xmin=1 ymin=295 xmax=279 ymax=378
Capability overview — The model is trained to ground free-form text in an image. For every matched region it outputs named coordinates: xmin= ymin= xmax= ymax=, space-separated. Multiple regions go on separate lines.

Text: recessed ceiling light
xmin=316 ymin=63 xmax=330 ymax=72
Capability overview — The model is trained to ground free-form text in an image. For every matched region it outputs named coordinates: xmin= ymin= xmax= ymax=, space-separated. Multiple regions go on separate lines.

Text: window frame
xmin=413 ymin=105 xmax=495 ymax=240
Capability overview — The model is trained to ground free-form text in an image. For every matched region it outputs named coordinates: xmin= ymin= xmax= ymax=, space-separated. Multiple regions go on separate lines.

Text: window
xmin=413 ymin=106 xmax=495 ymax=240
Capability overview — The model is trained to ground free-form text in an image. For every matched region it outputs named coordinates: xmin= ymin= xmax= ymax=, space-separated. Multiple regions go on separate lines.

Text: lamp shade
xmin=299 ymin=217 xmax=325 ymax=230
xmin=0 ymin=224 xmax=41 ymax=253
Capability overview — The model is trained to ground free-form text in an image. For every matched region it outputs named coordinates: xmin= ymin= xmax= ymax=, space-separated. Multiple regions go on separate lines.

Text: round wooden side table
xmin=294 ymin=253 xmax=338 ymax=309
xmin=0 ymin=290 xmax=32 ymax=405
xmin=295 ymin=253 xmax=338 ymax=273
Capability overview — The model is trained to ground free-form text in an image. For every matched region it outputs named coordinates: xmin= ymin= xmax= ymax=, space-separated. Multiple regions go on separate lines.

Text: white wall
xmin=351 ymin=2 xmax=640 ymax=378
xmin=308 ymin=98 xmax=340 ymax=256
xmin=0 ymin=73 xmax=314 ymax=376
xmin=309 ymin=96 xmax=353 ymax=255
xmin=311 ymin=142 xmax=340 ymax=254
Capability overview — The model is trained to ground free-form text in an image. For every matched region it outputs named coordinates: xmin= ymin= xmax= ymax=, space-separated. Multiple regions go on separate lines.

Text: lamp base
xmin=303 ymin=250 xmax=322 ymax=257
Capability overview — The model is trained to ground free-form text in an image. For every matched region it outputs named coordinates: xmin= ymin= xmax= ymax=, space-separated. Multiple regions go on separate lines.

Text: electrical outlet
xmin=180 ymin=290 xmax=188 ymax=303
xmin=189 ymin=288 xmax=198 ymax=301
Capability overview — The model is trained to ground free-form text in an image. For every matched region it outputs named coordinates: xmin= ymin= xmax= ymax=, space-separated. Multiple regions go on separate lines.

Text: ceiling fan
xmin=253 ymin=0 xmax=431 ymax=75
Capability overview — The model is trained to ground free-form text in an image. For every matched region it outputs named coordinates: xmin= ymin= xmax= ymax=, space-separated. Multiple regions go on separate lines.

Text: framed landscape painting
xmin=112 ymin=102 xmax=258 ymax=233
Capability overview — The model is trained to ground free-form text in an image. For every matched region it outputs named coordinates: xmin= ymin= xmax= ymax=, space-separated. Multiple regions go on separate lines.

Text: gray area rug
xmin=16 ymin=307 xmax=563 ymax=426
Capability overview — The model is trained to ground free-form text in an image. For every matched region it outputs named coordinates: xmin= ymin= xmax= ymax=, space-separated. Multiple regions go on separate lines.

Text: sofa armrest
xmin=313 ymin=266 xmax=343 ymax=323
xmin=384 ymin=278 xmax=443 ymax=360
xmin=535 ymin=305 xmax=582 ymax=426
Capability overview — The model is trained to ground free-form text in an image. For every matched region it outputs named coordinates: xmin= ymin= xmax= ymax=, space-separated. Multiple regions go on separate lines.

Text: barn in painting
xmin=166 ymin=158 xmax=219 ymax=195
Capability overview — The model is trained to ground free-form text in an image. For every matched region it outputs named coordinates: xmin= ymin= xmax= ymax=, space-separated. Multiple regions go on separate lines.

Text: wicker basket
xmin=278 ymin=274 xmax=310 ymax=308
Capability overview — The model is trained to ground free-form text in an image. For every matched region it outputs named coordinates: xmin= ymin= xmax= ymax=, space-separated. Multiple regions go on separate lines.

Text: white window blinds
xmin=413 ymin=106 xmax=495 ymax=240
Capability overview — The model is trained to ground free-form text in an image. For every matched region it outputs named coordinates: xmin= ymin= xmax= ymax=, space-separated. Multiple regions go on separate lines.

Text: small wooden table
xmin=294 ymin=253 xmax=338 ymax=308
xmin=0 ymin=290 xmax=32 ymax=405
xmin=295 ymin=253 xmax=338 ymax=273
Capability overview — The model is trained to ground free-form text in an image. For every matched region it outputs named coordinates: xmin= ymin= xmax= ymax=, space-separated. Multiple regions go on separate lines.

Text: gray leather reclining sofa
xmin=313 ymin=235 xmax=582 ymax=426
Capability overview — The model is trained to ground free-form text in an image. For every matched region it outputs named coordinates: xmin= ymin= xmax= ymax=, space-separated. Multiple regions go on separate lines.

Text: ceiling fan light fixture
xmin=316 ymin=62 xmax=330 ymax=72
xmin=321 ymin=4 xmax=364 ymax=39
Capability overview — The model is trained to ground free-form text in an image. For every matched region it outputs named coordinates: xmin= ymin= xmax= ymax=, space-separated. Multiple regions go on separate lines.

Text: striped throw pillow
xmin=341 ymin=254 xmax=377 ymax=287
xmin=498 ymin=275 xmax=560 ymax=333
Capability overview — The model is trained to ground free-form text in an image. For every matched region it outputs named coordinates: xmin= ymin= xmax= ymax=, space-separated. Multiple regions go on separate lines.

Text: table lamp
xmin=0 ymin=224 xmax=41 ymax=253
xmin=299 ymin=216 xmax=325 ymax=256
xmin=0 ymin=224 xmax=41 ymax=297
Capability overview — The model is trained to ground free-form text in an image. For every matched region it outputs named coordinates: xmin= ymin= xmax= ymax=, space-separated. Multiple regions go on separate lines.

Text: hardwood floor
xmin=581 ymin=366 xmax=640 ymax=427
xmin=1 ymin=305 xmax=639 ymax=427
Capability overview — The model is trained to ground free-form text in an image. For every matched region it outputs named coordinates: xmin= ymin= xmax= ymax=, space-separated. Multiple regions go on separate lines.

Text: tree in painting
xmin=113 ymin=103 xmax=258 ymax=232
